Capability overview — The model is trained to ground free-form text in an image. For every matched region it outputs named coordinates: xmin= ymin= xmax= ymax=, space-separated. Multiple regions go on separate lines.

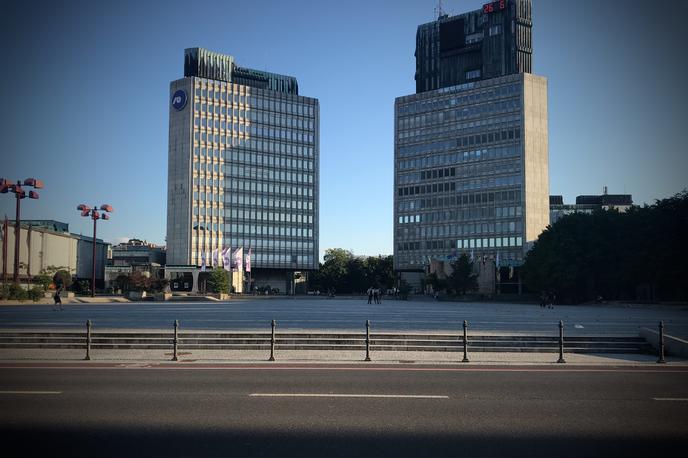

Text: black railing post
xmin=172 ymin=320 xmax=179 ymax=361
xmin=657 ymin=320 xmax=666 ymax=364
xmin=557 ymin=320 xmax=566 ymax=364
xmin=365 ymin=320 xmax=371 ymax=362
xmin=269 ymin=319 xmax=276 ymax=361
xmin=462 ymin=320 xmax=469 ymax=363
xmin=84 ymin=319 xmax=91 ymax=361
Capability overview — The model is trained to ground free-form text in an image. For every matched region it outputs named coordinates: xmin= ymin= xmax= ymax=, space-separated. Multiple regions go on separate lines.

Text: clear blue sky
xmin=1 ymin=0 xmax=686 ymax=260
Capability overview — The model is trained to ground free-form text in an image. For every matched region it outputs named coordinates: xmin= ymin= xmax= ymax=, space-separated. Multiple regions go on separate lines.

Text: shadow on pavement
xmin=3 ymin=426 xmax=686 ymax=458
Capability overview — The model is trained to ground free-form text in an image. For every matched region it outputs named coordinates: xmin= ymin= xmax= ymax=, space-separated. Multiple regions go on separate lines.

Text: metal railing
xmin=0 ymin=319 xmax=663 ymax=363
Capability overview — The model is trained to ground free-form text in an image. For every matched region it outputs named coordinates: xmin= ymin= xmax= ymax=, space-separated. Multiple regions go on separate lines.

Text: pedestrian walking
xmin=367 ymin=287 xmax=373 ymax=304
xmin=373 ymin=288 xmax=379 ymax=305
xmin=53 ymin=286 xmax=63 ymax=311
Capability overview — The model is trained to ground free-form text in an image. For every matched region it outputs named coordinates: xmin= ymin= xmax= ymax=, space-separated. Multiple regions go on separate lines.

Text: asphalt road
xmin=1 ymin=364 xmax=687 ymax=457
xmin=1 ymin=297 xmax=687 ymax=337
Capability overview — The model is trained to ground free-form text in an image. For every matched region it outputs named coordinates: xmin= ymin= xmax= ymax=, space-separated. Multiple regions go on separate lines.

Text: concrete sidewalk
xmin=1 ymin=347 xmax=685 ymax=366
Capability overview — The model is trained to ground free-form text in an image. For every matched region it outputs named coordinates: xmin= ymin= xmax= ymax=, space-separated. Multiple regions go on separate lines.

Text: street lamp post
xmin=77 ymin=204 xmax=113 ymax=297
xmin=0 ymin=178 xmax=43 ymax=284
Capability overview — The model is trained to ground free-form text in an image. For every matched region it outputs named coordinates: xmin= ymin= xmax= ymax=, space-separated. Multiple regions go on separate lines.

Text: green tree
xmin=448 ymin=254 xmax=478 ymax=295
xmin=53 ymin=269 xmax=73 ymax=290
xmin=207 ymin=268 xmax=230 ymax=294
xmin=128 ymin=272 xmax=152 ymax=292
xmin=521 ymin=190 xmax=688 ymax=303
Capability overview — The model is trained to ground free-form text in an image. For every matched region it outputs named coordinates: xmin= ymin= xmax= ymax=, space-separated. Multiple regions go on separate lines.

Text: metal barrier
xmin=0 ymin=319 xmax=657 ymax=362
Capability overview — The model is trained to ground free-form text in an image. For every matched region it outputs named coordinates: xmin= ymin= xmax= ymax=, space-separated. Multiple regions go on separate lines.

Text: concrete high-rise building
xmin=394 ymin=0 xmax=548 ymax=289
xmin=167 ymin=48 xmax=319 ymax=294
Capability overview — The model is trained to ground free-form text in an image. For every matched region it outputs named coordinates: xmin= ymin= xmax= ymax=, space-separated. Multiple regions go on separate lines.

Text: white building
xmin=166 ymin=48 xmax=319 ymax=294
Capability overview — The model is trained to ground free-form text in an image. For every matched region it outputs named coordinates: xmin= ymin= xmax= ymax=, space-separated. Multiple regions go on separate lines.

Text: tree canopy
xmin=522 ymin=191 xmax=688 ymax=303
xmin=311 ymin=249 xmax=394 ymax=294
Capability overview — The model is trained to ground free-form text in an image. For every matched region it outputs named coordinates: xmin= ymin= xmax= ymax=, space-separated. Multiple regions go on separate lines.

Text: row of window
xmin=227 ymin=149 xmax=315 ymax=170
xmin=226 ymin=208 xmax=314 ymax=225
xmin=397 ymin=82 xmax=521 ymax=116
xmin=398 ymin=128 xmax=521 ymax=158
xmin=194 ymin=83 xmax=316 ymax=118
xmin=193 ymin=251 xmax=315 ymax=267
xmin=226 ymin=165 xmax=314 ymax=184
xmin=398 ymin=210 xmax=522 ymax=228
xmin=194 ymin=128 xmax=314 ymax=146
xmin=398 ymin=204 xmax=523 ymax=222
xmin=398 ymin=236 xmax=523 ymax=252
xmin=398 ymin=188 xmax=522 ymax=212
xmin=398 ymin=115 xmax=520 ymax=148
xmin=196 ymin=116 xmax=314 ymax=139
xmin=398 ymin=143 xmax=521 ymax=171
xmin=195 ymin=108 xmax=314 ymax=132
xmin=227 ymin=179 xmax=314 ymax=198
xmin=399 ymin=158 xmax=521 ymax=186
xmin=227 ymin=223 xmax=314 ymax=239
xmin=228 ymin=237 xmax=316 ymax=255
xmin=398 ymin=173 xmax=521 ymax=196
xmin=225 ymin=194 xmax=314 ymax=211
xmin=397 ymin=220 xmax=522 ymax=241
xmin=397 ymin=97 xmax=519 ymax=135
xmin=396 ymin=250 xmax=523 ymax=267
xmin=194 ymin=137 xmax=315 ymax=158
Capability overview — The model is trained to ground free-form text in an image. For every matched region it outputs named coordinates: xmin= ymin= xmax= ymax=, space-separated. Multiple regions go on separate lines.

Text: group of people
xmin=540 ymin=290 xmax=556 ymax=309
xmin=367 ymin=287 xmax=382 ymax=304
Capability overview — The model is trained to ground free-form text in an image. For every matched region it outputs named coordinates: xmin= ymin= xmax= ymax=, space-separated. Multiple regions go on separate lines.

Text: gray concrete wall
xmin=166 ymin=78 xmax=193 ymax=265
xmin=522 ymin=73 xmax=550 ymax=247
xmin=2 ymin=225 xmax=78 ymax=279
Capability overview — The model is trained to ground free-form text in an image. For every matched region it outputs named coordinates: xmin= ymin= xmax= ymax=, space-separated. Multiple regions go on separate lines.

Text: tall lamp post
xmin=0 ymin=178 xmax=43 ymax=284
xmin=77 ymin=204 xmax=113 ymax=297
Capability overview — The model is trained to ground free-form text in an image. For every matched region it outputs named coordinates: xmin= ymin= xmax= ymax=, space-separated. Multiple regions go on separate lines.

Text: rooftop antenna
xmin=435 ymin=0 xmax=446 ymax=19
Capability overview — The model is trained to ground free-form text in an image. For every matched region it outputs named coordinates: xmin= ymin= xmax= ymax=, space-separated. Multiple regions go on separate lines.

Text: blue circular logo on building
xmin=171 ymin=89 xmax=187 ymax=111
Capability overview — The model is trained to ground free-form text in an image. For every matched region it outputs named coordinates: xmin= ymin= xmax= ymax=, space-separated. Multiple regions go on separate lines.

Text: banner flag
xmin=212 ymin=248 xmax=219 ymax=267
xmin=200 ymin=252 xmax=207 ymax=272
xmin=222 ymin=247 xmax=231 ymax=271
xmin=232 ymin=247 xmax=243 ymax=272
xmin=246 ymin=248 xmax=252 ymax=273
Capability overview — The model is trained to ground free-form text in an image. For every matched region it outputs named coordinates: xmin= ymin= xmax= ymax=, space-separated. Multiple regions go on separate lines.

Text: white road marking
xmin=652 ymin=397 xmax=688 ymax=401
xmin=0 ymin=390 xmax=62 ymax=395
xmin=249 ymin=393 xmax=448 ymax=399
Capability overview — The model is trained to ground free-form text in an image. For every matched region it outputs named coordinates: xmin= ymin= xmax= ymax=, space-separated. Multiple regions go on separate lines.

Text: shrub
xmin=28 ymin=286 xmax=44 ymax=302
xmin=1 ymin=283 xmax=29 ymax=301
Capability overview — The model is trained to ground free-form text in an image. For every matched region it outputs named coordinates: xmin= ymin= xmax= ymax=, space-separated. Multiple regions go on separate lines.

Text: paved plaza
xmin=1 ymin=297 xmax=687 ymax=337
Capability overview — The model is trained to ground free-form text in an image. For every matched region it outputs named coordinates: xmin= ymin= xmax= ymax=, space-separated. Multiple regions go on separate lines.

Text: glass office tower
xmin=167 ymin=48 xmax=319 ymax=293
xmin=395 ymin=1 xmax=548 ymax=289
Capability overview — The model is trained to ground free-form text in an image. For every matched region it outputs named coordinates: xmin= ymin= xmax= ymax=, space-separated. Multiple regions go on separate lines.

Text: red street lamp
xmin=0 ymin=178 xmax=43 ymax=284
xmin=77 ymin=204 xmax=113 ymax=297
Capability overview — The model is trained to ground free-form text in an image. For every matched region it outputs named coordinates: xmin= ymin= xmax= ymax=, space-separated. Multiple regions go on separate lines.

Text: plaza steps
xmin=0 ymin=331 xmax=653 ymax=354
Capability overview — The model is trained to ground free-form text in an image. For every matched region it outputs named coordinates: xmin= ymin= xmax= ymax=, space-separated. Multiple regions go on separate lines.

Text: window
xmin=466 ymin=69 xmax=481 ymax=80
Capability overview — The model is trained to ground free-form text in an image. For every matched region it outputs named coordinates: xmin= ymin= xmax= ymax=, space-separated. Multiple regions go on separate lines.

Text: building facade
xmin=550 ymin=190 xmax=633 ymax=225
xmin=395 ymin=0 xmax=547 ymax=289
xmin=105 ymin=239 xmax=166 ymax=287
xmin=167 ymin=48 xmax=319 ymax=293
xmin=1 ymin=221 xmax=108 ymax=286
xmin=415 ymin=0 xmax=532 ymax=93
